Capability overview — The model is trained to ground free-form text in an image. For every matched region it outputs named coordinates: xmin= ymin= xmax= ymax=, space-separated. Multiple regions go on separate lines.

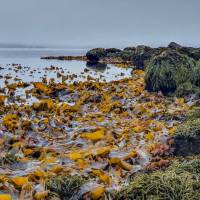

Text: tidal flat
xmin=0 ymin=44 xmax=200 ymax=200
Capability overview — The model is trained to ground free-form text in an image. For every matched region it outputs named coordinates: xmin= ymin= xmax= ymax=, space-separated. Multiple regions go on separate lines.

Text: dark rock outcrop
xmin=123 ymin=47 xmax=136 ymax=52
xmin=105 ymin=48 xmax=122 ymax=54
xmin=173 ymin=116 xmax=200 ymax=156
xmin=168 ymin=42 xmax=182 ymax=49
xmin=86 ymin=48 xmax=107 ymax=62
xmin=131 ymin=45 xmax=156 ymax=67
xmin=41 ymin=56 xmax=86 ymax=61
xmin=173 ymin=135 xmax=200 ymax=156
xmin=179 ymin=47 xmax=200 ymax=61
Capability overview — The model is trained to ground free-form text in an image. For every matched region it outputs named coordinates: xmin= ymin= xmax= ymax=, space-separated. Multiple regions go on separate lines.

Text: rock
xmin=86 ymin=48 xmax=107 ymax=62
xmin=173 ymin=118 xmax=200 ymax=156
xmin=179 ymin=47 xmax=200 ymax=61
xmin=86 ymin=61 xmax=107 ymax=71
xmin=145 ymin=49 xmax=195 ymax=95
xmin=119 ymin=50 xmax=135 ymax=62
xmin=173 ymin=136 xmax=200 ymax=156
xmin=85 ymin=44 xmax=200 ymax=70
xmin=123 ymin=47 xmax=136 ymax=52
xmin=105 ymin=48 xmax=122 ymax=54
xmin=168 ymin=42 xmax=200 ymax=61
xmin=131 ymin=45 xmax=156 ymax=67
xmin=168 ymin=42 xmax=182 ymax=49
xmin=41 ymin=56 xmax=86 ymax=61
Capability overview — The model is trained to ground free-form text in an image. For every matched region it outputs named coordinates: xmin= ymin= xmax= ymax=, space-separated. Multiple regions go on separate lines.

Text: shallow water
xmin=0 ymin=48 xmax=133 ymax=105
xmin=0 ymin=48 xmax=132 ymax=86
xmin=0 ymin=50 xmax=192 ymax=199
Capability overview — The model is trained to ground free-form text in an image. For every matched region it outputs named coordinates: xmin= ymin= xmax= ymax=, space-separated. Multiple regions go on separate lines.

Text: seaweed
xmin=113 ymin=159 xmax=200 ymax=200
xmin=46 ymin=175 xmax=87 ymax=200
xmin=145 ymin=50 xmax=196 ymax=95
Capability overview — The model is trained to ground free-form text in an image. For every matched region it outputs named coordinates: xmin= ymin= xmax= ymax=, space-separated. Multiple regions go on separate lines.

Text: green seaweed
xmin=0 ymin=153 xmax=18 ymax=167
xmin=113 ymin=159 xmax=200 ymax=200
xmin=145 ymin=50 xmax=196 ymax=95
xmin=46 ymin=175 xmax=87 ymax=200
xmin=174 ymin=118 xmax=200 ymax=138
xmin=175 ymin=82 xmax=198 ymax=97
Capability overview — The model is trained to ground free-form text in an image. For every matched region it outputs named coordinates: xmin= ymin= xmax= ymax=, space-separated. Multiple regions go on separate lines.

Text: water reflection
xmin=86 ymin=61 xmax=107 ymax=72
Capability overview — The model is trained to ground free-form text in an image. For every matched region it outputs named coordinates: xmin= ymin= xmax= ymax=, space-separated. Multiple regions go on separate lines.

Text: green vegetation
xmin=145 ymin=50 xmax=196 ymax=95
xmin=175 ymin=118 xmax=200 ymax=138
xmin=46 ymin=175 xmax=87 ymax=200
xmin=113 ymin=159 xmax=200 ymax=200
xmin=175 ymin=82 xmax=198 ymax=97
xmin=173 ymin=106 xmax=200 ymax=156
xmin=0 ymin=153 xmax=18 ymax=167
xmin=174 ymin=106 xmax=200 ymax=138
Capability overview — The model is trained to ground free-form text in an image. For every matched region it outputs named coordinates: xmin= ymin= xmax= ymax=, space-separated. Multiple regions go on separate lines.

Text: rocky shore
xmin=86 ymin=42 xmax=200 ymax=67
xmin=1 ymin=42 xmax=200 ymax=199
xmin=41 ymin=55 xmax=87 ymax=61
xmin=42 ymin=42 xmax=200 ymax=97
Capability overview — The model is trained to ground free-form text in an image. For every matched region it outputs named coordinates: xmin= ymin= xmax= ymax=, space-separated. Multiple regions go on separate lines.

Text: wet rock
xmin=131 ymin=45 xmax=155 ymax=67
xmin=173 ymin=119 xmax=200 ymax=156
xmin=86 ymin=48 xmax=107 ymax=62
xmin=87 ymin=94 xmax=103 ymax=103
xmin=41 ymin=55 xmax=86 ymax=61
xmin=86 ymin=61 xmax=107 ymax=71
xmin=84 ymin=68 xmax=89 ymax=73
xmin=173 ymin=135 xmax=200 ymax=156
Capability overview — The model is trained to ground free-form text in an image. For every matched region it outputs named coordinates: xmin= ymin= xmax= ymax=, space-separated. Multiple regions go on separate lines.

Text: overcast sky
xmin=0 ymin=0 xmax=199 ymax=48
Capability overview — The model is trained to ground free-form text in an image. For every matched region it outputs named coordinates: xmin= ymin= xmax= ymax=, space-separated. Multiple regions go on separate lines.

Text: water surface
xmin=0 ymin=48 xmax=133 ymax=104
xmin=0 ymin=48 xmax=132 ymax=86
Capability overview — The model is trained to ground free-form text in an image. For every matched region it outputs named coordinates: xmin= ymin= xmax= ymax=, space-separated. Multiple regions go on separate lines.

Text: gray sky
xmin=0 ymin=0 xmax=199 ymax=48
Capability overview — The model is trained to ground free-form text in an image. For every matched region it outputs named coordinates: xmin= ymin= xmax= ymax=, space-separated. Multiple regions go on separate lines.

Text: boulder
xmin=145 ymin=49 xmax=195 ymax=95
xmin=86 ymin=48 xmax=107 ymax=62
xmin=173 ymin=118 xmax=200 ymax=156
xmin=132 ymin=45 xmax=156 ymax=67
xmin=168 ymin=42 xmax=200 ymax=61
xmin=168 ymin=42 xmax=182 ymax=49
